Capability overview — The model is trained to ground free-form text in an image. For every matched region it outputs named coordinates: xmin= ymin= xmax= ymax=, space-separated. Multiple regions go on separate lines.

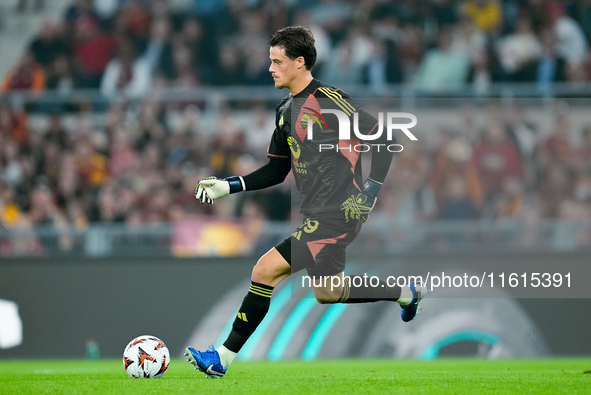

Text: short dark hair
xmin=269 ymin=26 xmax=317 ymax=70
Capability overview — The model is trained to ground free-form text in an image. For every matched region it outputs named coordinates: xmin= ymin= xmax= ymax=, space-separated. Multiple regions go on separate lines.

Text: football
xmin=122 ymin=335 xmax=170 ymax=378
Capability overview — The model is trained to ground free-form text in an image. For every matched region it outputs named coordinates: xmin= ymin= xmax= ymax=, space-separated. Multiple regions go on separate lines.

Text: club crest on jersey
xmin=295 ymin=95 xmax=324 ymax=141
xmin=300 ymin=107 xmax=327 ymax=132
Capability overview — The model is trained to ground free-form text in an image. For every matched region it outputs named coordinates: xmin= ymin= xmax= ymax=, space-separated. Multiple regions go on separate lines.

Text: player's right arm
xmin=195 ymin=156 xmax=291 ymax=205
xmin=197 ymin=107 xmax=291 ymax=205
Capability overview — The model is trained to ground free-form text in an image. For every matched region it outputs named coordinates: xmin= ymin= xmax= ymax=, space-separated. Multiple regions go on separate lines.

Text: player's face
xmin=269 ymin=46 xmax=303 ymax=90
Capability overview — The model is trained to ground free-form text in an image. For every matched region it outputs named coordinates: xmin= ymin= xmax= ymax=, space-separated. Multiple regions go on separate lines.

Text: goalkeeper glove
xmin=340 ymin=178 xmax=382 ymax=223
xmin=195 ymin=176 xmax=245 ymax=205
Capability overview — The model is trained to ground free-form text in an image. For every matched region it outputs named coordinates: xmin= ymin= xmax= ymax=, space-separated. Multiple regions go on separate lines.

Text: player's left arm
xmin=341 ymin=109 xmax=394 ymax=223
xmin=365 ymin=113 xmax=394 ymax=196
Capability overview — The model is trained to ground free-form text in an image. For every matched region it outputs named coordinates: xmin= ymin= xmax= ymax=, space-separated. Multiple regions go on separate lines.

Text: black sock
xmin=223 ymin=282 xmax=274 ymax=353
xmin=338 ymin=275 xmax=401 ymax=303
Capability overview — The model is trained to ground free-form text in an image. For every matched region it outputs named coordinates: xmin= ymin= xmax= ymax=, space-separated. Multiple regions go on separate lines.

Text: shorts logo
xmin=293 ymin=218 xmax=319 ymax=240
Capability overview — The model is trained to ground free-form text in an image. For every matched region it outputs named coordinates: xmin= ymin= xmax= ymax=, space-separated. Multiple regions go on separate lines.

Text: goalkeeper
xmin=186 ymin=26 xmax=427 ymax=378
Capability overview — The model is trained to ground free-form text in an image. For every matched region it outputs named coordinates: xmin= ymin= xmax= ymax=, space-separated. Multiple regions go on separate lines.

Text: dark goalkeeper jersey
xmin=267 ymin=79 xmax=381 ymax=215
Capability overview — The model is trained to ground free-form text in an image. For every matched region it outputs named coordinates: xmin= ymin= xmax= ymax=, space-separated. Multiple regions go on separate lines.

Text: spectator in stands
xmin=376 ymin=144 xmax=437 ymax=228
xmin=293 ymin=10 xmax=332 ymax=73
xmin=0 ymin=102 xmax=28 ymax=145
xmin=538 ymin=113 xmax=575 ymax=172
xmin=55 ymin=153 xmax=82 ymax=210
xmin=208 ymin=111 xmax=246 ymax=178
xmin=461 ymin=0 xmax=503 ymax=37
xmin=539 ymin=165 xmax=574 ymax=218
xmin=236 ymin=9 xmax=270 ymax=62
xmin=1 ymin=51 xmax=46 ymax=95
xmin=100 ymin=37 xmax=152 ymax=100
xmin=45 ymin=54 xmax=76 ymax=95
xmin=495 ymin=14 xmax=542 ymax=82
xmin=483 ymin=176 xmax=525 ymax=219
xmin=108 ymin=131 xmax=140 ymax=177
xmin=396 ymin=23 xmax=426 ymax=81
xmin=504 ymin=105 xmax=538 ymax=186
xmin=468 ymin=48 xmax=493 ymax=94
xmin=141 ymin=17 xmax=171 ymax=75
xmin=244 ymin=44 xmax=272 ymax=86
xmin=430 ymin=133 xmax=484 ymax=212
xmin=320 ymin=25 xmax=373 ymax=85
xmin=115 ymin=0 xmax=152 ymax=49
xmin=470 ymin=120 xmax=524 ymax=202
xmin=1 ymin=140 xmax=24 ymax=189
xmin=439 ymin=176 xmax=479 ymax=219
xmin=64 ymin=0 xmax=101 ymax=39
xmin=413 ymin=26 xmax=471 ymax=92
xmin=72 ymin=15 xmax=118 ymax=88
xmin=451 ymin=13 xmax=488 ymax=59
xmin=536 ymin=26 xmax=569 ymax=91
xmin=364 ymin=38 xmax=403 ymax=93
xmin=27 ymin=184 xmax=62 ymax=225
xmin=2 ymin=213 xmax=43 ymax=256
xmin=28 ymin=19 xmax=69 ymax=71
xmin=212 ymin=43 xmax=245 ymax=86
xmin=65 ymin=199 xmax=88 ymax=231
xmin=573 ymin=171 xmax=591 ymax=206
xmin=90 ymin=183 xmax=123 ymax=223
xmin=569 ymin=47 xmax=591 ymax=82
xmin=552 ymin=198 xmax=591 ymax=249
xmin=72 ymin=134 xmax=108 ymax=188
xmin=308 ymin=0 xmax=352 ymax=43
xmin=244 ymin=102 xmax=275 ymax=161
xmin=37 ymin=140 xmax=62 ymax=189
xmin=578 ymin=124 xmax=591 ymax=169
xmin=177 ymin=16 xmax=214 ymax=83
xmin=0 ymin=185 xmax=21 ymax=229
xmin=546 ymin=0 xmax=588 ymax=68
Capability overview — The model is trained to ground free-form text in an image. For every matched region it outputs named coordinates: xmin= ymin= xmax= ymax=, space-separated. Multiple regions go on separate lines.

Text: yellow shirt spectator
xmin=462 ymin=0 xmax=502 ymax=34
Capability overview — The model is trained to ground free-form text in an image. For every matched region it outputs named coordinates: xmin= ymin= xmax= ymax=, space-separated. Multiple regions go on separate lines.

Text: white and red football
xmin=123 ymin=335 xmax=170 ymax=378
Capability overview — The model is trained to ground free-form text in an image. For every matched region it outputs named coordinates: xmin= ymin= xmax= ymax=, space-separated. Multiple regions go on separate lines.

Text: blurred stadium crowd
xmin=1 ymin=0 xmax=591 ymax=254
xmin=3 ymin=0 xmax=591 ymax=93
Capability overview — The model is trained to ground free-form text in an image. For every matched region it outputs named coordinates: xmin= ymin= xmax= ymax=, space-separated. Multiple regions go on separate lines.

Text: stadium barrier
xmin=1 ymin=252 xmax=590 ymax=359
xmin=1 ymin=219 xmax=589 ymax=258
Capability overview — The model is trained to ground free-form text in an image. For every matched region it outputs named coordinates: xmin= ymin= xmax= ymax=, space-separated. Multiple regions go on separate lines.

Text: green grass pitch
xmin=1 ymin=358 xmax=590 ymax=394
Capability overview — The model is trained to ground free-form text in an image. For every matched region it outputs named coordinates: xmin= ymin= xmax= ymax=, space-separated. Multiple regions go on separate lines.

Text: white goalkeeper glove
xmin=195 ymin=176 xmax=245 ymax=205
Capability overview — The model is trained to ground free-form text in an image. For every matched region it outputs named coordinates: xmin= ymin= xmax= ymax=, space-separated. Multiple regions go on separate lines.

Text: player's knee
xmin=251 ymin=252 xmax=290 ymax=286
xmin=251 ymin=257 xmax=272 ymax=283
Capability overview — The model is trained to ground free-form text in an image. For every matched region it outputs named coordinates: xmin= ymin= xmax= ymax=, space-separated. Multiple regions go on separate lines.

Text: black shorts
xmin=275 ymin=212 xmax=361 ymax=277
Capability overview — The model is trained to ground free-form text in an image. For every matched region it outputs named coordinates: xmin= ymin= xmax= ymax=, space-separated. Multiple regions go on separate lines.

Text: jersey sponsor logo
xmin=287 ymin=136 xmax=301 ymax=160
xmin=294 ymin=162 xmax=307 ymax=174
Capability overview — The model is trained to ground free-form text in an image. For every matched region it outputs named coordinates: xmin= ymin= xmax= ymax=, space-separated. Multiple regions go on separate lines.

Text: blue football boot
xmin=400 ymin=282 xmax=427 ymax=322
xmin=185 ymin=345 xmax=227 ymax=378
